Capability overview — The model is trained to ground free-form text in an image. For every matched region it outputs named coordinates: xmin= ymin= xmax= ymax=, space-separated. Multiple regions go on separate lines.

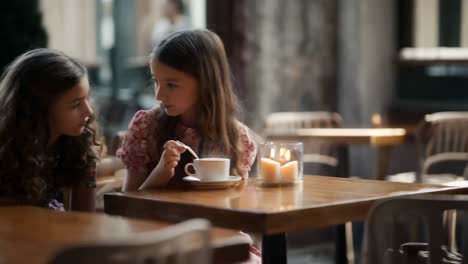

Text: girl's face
xmin=151 ymin=60 xmax=200 ymax=123
xmin=48 ymin=76 xmax=93 ymax=141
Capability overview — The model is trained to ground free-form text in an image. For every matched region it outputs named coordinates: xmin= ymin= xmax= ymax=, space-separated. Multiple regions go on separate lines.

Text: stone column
xmin=243 ymin=0 xmax=338 ymax=132
xmin=337 ymin=0 xmax=396 ymax=179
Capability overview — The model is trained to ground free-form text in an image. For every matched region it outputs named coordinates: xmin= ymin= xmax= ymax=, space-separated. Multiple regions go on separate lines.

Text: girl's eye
xmin=167 ymin=83 xmax=177 ymax=89
xmin=72 ymin=102 xmax=81 ymax=109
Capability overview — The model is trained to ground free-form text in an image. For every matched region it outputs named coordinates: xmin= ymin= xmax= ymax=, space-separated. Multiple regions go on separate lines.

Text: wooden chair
xmin=385 ymin=112 xmax=468 ymax=255
xmin=416 ymin=112 xmax=468 ymax=183
xmin=48 ymin=218 xmax=212 ymax=264
xmin=364 ymin=195 xmax=468 ymax=264
xmin=387 ymin=112 xmax=468 ymax=183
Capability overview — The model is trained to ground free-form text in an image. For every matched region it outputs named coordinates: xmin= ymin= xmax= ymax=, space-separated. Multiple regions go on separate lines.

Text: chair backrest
xmin=48 ymin=219 xmax=212 ymax=264
xmin=416 ymin=112 xmax=468 ymax=181
xmin=365 ymin=195 xmax=468 ymax=264
xmin=264 ymin=111 xmax=343 ymax=131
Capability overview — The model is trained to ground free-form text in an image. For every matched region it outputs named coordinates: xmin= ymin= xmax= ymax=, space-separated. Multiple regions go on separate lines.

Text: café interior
xmin=2 ymin=0 xmax=468 ymax=263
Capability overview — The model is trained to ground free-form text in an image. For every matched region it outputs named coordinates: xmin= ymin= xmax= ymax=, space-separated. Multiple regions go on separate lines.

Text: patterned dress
xmin=117 ymin=107 xmax=258 ymax=184
xmin=118 ymin=108 xmax=261 ymax=263
xmin=44 ymin=161 xmax=97 ymax=211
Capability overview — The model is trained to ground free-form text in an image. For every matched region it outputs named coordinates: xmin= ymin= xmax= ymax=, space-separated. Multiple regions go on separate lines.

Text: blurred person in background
xmin=151 ymin=0 xmax=190 ymax=48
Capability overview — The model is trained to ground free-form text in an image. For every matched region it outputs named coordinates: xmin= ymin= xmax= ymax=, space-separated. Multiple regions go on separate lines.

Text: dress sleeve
xmin=237 ymin=123 xmax=258 ymax=177
xmin=117 ymin=110 xmax=156 ymax=177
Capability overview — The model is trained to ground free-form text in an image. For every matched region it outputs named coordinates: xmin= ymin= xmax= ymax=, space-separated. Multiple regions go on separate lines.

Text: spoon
xmin=175 ymin=140 xmax=199 ymax=159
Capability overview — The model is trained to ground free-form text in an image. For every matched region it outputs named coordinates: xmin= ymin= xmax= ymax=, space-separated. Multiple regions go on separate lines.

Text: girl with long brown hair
xmin=0 ymin=48 xmax=99 ymax=211
xmin=118 ymin=29 xmax=257 ymax=190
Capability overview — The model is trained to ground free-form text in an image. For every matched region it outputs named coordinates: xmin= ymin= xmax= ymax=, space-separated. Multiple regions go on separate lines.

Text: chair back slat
xmin=48 ymin=219 xmax=212 ymax=264
xmin=416 ymin=112 xmax=468 ymax=180
xmin=265 ymin=111 xmax=343 ymax=131
xmin=364 ymin=195 xmax=468 ymax=264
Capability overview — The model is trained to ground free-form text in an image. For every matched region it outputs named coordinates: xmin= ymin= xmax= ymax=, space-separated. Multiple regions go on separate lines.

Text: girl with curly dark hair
xmin=0 ymin=48 xmax=99 ymax=211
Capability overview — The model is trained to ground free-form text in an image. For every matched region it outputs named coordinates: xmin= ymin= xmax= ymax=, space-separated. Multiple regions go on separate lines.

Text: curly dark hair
xmin=0 ymin=48 xmax=100 ymax=205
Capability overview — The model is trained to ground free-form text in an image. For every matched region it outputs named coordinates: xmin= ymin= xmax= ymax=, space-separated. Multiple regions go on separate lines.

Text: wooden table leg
xmin=335 ymin=224 xmax=348 ymax=264
xmin=262 ymin=233 xmax=287 ymax=264
xmin=375 ymin=146 xmax=393 ymax=180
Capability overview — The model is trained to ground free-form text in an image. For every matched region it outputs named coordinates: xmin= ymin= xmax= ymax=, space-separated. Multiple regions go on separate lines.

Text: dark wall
xmin=0 ymin=0 xmax=47 ymax=73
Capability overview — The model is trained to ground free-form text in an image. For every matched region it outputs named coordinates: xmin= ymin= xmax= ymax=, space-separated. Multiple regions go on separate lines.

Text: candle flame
xmin=285 ymin=150 xmax=291 ymax=161
xmin=279 ymin=148 xmax=286 ymax=158
xmin=371 ymin=113 xmax=382 ymax=127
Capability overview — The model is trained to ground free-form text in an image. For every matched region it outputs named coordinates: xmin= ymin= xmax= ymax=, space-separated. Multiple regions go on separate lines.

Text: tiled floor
xmin=288 ymin=243 xmax=335 ymax=264
xmin=286 ymin=223 xmax=365 ymax=264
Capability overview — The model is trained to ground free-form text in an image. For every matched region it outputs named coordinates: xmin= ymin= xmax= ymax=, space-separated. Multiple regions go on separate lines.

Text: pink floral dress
xmin=118 ymin=108 xmax=261 ymax=262
xmin=117 ymin=107 xmax=257 ymax=184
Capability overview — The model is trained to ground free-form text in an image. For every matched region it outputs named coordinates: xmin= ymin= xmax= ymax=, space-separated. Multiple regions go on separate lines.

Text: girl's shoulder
xmin=127 ymin=107 xmax=163 ymax=132
xmin=236 ymin=121 xmax=261 ymax=147
xmin=130 ymin=107 xmax=160 ymax=125
xmin=237 ymin=121 xmax=259 ymax=139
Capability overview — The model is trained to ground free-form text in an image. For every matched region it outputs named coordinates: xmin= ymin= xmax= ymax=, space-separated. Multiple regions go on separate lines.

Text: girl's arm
xmin=71 ymin=165 xmax=96 ymax=211
xmin=138 ymin=141 xmax=186 ymax=190
xmin=123 ymin=168 xmax=148 ymax=191
xmin=124 ymin=165 xmax=172 ymax=191
xmin=117 ymin=110 xmax=158 ymax=191
xmin=238 ymin=124 xmax=259 ymax=178
xmin=119 ymin=135 xmax=170 ymax=190
xmin=71 ymin=183 xmax=96 ymax=211
xmin=137 ymin=166 xmax=172 ymax=190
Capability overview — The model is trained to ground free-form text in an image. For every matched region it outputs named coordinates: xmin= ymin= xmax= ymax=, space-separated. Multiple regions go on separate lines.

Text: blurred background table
xmin=265 ymin=127 xmax=408 ymax=180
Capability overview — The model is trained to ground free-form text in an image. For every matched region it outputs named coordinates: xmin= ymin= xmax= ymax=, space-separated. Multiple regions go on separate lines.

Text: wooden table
xmin=0 ymin=206 xmax=250 ymax=264
xmin=265 ymin=128 xmax=408 ymax=180
xmin=104 ymin=176 xmax=468 ymax=263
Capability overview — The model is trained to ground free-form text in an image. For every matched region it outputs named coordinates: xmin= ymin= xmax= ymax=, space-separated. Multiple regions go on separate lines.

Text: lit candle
xmin=279 ymin=148 xmax=287 ymax=164
xmin=281 ymin=160 xmax=298 ymax=182
xmin=371 ymin=113 xmax=382 ymax=127
xmin=279 ymin=149 xmax=298 ymax=182
xmin=260 ymin=158 xmax=281 ymax=184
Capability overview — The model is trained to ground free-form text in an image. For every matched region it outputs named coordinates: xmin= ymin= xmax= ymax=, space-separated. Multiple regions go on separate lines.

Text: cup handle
xmin=184 ymin=163 xmax=195 ymax=176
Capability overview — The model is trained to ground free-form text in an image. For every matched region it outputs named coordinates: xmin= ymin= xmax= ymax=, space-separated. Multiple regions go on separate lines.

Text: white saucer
xmin=183 ymin=175 xmax=242 ymax=189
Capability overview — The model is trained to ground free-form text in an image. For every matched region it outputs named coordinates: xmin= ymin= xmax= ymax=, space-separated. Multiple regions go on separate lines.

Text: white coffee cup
xmin=184 ymin=158 xmax=230 ymax=181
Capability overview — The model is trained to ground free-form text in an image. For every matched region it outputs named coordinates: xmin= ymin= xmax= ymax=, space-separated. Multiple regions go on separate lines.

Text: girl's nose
xmin=84 ymin=99 xmax=94 ymax=116
xmin=155 ymin=86 xmax=165 ymax=101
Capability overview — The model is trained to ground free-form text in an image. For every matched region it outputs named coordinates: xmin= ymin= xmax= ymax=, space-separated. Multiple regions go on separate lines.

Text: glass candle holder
xmin=257 ymin=141 xmax=303 ymax=186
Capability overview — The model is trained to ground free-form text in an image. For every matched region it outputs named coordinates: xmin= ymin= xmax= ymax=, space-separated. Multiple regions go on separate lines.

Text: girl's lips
xmin=80 ymin=117 xmax=90 ymax=127
xmin=80 ymin=119 xmax=89 ymax=127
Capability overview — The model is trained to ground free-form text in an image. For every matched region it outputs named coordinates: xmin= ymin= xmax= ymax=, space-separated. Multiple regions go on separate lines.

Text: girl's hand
xmin=154 ymin=140 xmax=187 ymax=182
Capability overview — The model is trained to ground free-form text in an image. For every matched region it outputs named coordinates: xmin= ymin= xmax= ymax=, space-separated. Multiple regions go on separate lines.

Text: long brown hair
xmin=151 ymin=29 xmax=243 ymax=175
xmin=0 ymin=48 xmax=100 ymax=205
